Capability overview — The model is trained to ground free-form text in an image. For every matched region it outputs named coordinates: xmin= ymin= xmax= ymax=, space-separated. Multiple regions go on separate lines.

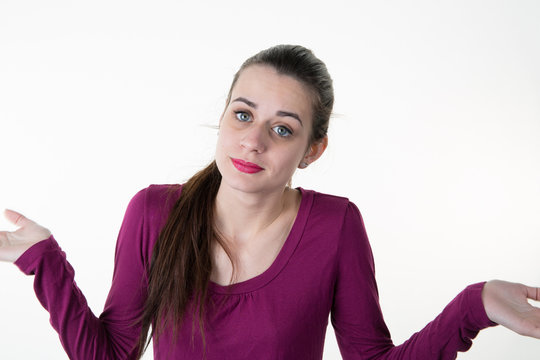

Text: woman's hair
xmin=136 ymin=44 xmax=334 ymax=358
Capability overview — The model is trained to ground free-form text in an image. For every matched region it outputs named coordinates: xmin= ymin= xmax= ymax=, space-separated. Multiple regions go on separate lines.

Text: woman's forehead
xmin=230 ymin=65 xmax=313 ymax=116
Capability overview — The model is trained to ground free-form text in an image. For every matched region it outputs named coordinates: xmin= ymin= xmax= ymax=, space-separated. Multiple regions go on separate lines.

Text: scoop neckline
xmin=208 ymin=187 xmax=313 ymax=295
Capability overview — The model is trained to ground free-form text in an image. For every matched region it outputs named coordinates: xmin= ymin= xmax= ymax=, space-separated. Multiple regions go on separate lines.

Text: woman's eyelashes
xmin=272 ymin=126 xmax=292 ymax=137
xmin=234 ymin=110 xmax=251 ymax=122
xmin=233 ymin=110 xmax=293 ymax=138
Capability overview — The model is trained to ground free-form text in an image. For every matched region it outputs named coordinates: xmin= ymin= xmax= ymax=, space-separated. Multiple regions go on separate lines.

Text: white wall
xmin=1 ymin=1 xmax=539 ymax=358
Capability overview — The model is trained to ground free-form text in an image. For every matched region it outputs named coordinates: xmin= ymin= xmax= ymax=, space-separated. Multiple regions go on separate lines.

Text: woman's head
xmin=224 ymin=44 xmax=334 ymax=146
xmin=215 ymin=45 xmax=334 ymax=193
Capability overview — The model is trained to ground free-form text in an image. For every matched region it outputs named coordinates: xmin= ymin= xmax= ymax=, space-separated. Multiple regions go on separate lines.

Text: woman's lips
xmin=231 ymin=158 xmax=264 ymax=174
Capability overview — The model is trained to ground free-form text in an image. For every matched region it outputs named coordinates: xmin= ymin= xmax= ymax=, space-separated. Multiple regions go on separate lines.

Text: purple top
xmin=15 ymin=184 xmax=497 ymax=359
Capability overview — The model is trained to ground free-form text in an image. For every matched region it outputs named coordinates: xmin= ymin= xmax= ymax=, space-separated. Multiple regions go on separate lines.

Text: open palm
xmin=483 ymin=279 xmax=540 ymax=339
xmin=0 ymin=209 xmax=51 ymax=263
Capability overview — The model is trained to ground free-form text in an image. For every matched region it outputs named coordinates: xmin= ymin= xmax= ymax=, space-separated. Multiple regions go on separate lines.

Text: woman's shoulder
xmin=145 ymin=183 xmax=183 ymax=200
xmin=299 ymin=187 xmax=358 ymax=221
xmin=300 ymin=187 xmax=353 ymax=208
xmin=127 ymin=183 xmax=183 ymax=225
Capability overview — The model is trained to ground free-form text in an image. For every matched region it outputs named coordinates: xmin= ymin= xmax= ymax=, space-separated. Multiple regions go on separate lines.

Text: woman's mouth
xmin=231 ymin=158 xmax=264 ymax=174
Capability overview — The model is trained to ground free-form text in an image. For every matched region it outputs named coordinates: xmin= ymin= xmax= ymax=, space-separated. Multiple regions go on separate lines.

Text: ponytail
xmin=137 ymin=161 xmax=233 ymax=358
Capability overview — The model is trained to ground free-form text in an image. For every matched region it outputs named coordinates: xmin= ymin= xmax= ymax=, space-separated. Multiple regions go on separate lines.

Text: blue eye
xmin=235 ymin=111 xmax=251 ymax=122
xmin=273 ymin=126 xmax=292 ymax=138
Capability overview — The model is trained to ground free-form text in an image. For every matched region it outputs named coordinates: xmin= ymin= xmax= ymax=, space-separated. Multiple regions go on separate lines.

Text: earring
xmin=299 ymin=161 xmax=309 ymax=169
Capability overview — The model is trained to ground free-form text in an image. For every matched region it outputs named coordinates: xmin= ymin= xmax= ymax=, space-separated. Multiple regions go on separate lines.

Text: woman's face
xmin=215 ymin=64 xmax=315 ymax=195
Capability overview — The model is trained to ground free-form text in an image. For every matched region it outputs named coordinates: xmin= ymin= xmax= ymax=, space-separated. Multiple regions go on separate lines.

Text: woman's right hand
xmin=0 ymin=209 xmax=51 ymax=263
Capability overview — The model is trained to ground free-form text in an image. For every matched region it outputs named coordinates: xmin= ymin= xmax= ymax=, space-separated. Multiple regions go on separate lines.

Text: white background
xmin=1 ymin=0 xmax=539 ymax=359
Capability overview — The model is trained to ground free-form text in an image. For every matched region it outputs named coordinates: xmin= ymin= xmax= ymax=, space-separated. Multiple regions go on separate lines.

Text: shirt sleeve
xmin=14 ymin=187 xmax=150 ymax=360
xmin=330 ymin=201 xmax=498 ymax=360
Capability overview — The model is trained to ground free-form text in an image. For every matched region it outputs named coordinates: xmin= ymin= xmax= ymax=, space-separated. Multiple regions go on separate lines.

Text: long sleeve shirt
xmin=15 ymin=184 xmax=497 ymax=359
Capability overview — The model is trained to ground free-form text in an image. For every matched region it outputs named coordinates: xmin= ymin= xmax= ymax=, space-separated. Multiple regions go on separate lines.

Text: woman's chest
xmin=210 ymin=232 xmax=287 ymax=286
xmin=156 ymin=221 xmax=341 ymax=359
xmin=210 ymin=208 xmax=298 ymax=286
xmin=159 ymin=273 xmax=333 ymax=359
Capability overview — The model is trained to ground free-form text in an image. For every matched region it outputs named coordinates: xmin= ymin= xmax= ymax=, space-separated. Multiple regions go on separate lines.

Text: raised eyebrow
xmin=276 ymin=110 xmax=303 ymax=127
xmin=232 ymin=97 xmax=257 ymax=108
xmin=232 ymin=97 xmax=303 ymax=127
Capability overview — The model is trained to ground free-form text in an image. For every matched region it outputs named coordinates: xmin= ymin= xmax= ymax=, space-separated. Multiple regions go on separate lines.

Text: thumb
xmin=3 ymin=209 xmax=32 ymax=227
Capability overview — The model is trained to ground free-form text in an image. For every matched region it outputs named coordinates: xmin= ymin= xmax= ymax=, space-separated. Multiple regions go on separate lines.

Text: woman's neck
xmin=214 ymin=184 xmax=297 ymax=248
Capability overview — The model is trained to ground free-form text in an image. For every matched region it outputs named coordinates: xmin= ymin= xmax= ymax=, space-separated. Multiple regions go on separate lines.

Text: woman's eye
xmin=235 ymin=111 xmax=251 ymax=122
xmin=273 ymin=126 xmax=292 ymax=137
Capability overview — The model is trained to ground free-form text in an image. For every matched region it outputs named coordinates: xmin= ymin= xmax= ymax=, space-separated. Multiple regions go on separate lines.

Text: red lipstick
xmin=231 ymin=158 xmax=264 ymax=174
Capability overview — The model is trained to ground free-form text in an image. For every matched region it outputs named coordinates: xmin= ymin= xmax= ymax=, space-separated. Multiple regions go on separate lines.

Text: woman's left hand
xmin=482 ymin=279 xmax=540 ymax=338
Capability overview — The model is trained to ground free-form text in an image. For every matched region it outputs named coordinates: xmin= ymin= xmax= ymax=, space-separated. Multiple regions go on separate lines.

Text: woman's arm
xmin=1 ymin=188 xmax=151 ymax=359
xmin=331 ymin=201 xmax=539 ymax=359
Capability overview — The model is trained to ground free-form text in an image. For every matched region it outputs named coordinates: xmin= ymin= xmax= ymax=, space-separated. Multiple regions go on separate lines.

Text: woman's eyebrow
xmin=233 ymin=97 xmax=257 ymax=108
xmin=276 ymin=110 xmax=303 ymax=127
xmin=232 ymin=97 xmax=303 ymax=127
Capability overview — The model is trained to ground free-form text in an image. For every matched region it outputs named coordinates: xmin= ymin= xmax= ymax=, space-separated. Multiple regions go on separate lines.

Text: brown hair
xmin=136 ymin=44 xmax=334 ymax=358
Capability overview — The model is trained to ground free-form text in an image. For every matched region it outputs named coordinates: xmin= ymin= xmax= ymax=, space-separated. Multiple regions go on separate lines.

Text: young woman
xmin=1 ymin=44 xmax=539 ymax=359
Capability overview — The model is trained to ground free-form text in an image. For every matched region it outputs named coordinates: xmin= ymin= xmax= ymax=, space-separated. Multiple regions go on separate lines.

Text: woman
xmin=1 ymin=44 xmax=539 ymax=359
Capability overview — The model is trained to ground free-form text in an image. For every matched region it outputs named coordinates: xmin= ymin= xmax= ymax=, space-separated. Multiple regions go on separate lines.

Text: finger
xmin=3 ymin=209 xmax=31 ymax=227
xmin=525 ymin=286 xmax=540 ymax=301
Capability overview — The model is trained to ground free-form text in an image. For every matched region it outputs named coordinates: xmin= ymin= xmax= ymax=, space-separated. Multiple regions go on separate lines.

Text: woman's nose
xmin=240 ymin=124 xmax=268 ymax=153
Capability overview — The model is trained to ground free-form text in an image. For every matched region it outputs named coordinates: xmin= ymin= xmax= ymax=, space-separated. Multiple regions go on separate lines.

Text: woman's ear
xmin=299 ymin=136 xmax=328 ymax=168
